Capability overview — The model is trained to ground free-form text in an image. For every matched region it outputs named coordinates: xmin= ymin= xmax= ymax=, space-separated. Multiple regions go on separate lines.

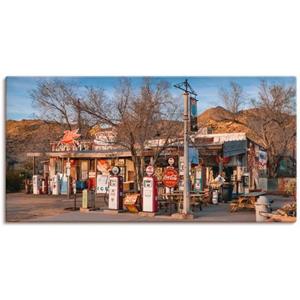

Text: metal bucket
xmin=212 ymin=190 xmax=218 ymax=204
xmin=255 ymin=196 xmax=270 ymax=222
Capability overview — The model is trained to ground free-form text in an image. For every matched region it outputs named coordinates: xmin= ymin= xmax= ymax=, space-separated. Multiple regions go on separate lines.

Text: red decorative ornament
xmin=60 ymin=129 xmax=81 ymax=145
xmin=216 ymin=156 xmax=230 ymax=165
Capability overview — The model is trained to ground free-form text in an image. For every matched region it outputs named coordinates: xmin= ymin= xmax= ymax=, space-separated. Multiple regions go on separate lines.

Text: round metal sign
xmin=168 ymin=157 xmax=175 ymax=166
xmin=162 ymin=167 xmax=179 ymax=188
xmin=146 ymin=165 xmax=154 ymax=176
xmin=111 ymin=166 xmax=120 ymax=175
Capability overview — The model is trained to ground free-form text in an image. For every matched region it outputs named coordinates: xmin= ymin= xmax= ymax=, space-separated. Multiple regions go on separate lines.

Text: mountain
xmin=197 ymin=106 xmax=233 ymax=123
xmin=6 ymin=107 xmax=296 ymax=169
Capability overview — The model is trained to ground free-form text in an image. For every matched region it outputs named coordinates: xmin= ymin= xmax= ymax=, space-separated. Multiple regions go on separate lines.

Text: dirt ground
xmin=5 ymin=193 xmax=107 ymax=222
xmin=5 ymin=192 xmax=294 ymax=223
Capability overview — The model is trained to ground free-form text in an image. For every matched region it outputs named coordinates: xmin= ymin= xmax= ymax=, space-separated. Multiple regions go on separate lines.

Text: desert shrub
xmin=285 ymin=179 xmax=296 ymax=199
xmin=6 ymin=170 xmax=24 ymax=193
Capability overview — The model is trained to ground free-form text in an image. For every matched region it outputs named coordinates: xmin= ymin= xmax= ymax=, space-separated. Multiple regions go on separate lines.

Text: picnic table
xmin=230 ymin=192 xmax=266 ymax=212
xmin=159 ymin=191 xmax=206 ymax=213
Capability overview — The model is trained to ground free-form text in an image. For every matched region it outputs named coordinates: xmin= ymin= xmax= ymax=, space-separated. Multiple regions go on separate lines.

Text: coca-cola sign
xmin=162 ymin=167 xmax=179 ymax=188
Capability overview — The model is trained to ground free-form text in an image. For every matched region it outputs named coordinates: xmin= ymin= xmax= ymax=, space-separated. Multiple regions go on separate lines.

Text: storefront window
xmin=119 ymin=166 xmax=126 ymax=181
xmin=81 ymin=161 xmax=88 ymax=180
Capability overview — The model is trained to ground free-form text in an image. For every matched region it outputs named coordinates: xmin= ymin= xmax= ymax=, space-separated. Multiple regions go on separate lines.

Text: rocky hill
xmin=6 ymin=119 xmax=63 ymax=167
xmin=197 ymin=106 xmax=296 ymax=154
xmin=197 ymin=106 xmax=260 ymax=142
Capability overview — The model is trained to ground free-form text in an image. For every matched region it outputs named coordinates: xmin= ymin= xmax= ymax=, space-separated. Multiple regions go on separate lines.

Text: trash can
xmin=88 ymin=189 xmax=96 ymax=209
xmin=255 ymin=196 xmax=270 ymax=222
xmin=212 ymin=189 xmax=218 ymax=204
xmin=222 ymin=183 xmax=233 ymax=203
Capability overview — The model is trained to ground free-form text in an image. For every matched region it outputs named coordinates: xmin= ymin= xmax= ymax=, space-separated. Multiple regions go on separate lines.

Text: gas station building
xmin=27 ymin=128 xmax=267 ymax=196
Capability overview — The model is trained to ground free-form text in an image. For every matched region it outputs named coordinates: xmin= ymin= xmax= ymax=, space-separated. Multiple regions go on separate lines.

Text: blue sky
xmin=6 ymin=76 xmax=296 ymax=120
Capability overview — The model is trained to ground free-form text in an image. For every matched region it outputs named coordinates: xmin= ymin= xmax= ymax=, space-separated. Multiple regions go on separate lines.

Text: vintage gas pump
xmin=32 ymin=175 xmax=42 ymax=195
xmin=60 ymin=174 xmax=68 ymax=195
xmin=108 ymin=166 xmax=123 ymax=210
xmin=142 ymin=165 xmax=158 ymax=213
xmin=242 ymin=172 xmax=250 ymax=194
xmin=41 ymin=178 xmax=48 ymax=194
xmin=52 ymin=174 xmax=61 ymax=195
xmin=88 ymin=171 xmax=96 ymax=190
xmin=194 ymin=166 xmax=203 ymax=192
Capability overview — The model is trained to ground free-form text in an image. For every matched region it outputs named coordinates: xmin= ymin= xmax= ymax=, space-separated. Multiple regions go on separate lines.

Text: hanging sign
xmin=190 ymin=97 xmax=198 ymax=132
xmin=168 ymin=157 xmax=175 ymax=166
xmin=162 ymin=167 xmax=179 ymax=188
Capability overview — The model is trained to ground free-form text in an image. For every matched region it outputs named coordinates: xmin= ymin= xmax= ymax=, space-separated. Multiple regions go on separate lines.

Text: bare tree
xmin=80 ymin=78 xmax=182 ymax=191
xmin=32 ymin=78 xmax=182 ymax=190
xmin=31 ymin=80 xmax=92 ymax=137
xmin=219 ymin=81 xmax=245 ymax=121
xmin=247 ymin=81 xmax=296 ymax=177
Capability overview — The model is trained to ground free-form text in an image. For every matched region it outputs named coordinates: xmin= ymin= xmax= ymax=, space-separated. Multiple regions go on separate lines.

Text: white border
xmin=1 ymin=1 xmax=299 ymax=300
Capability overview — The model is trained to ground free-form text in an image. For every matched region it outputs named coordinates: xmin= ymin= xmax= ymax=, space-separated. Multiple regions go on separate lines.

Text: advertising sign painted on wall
xmin=96 ymin=174 xmax=109 ymax=194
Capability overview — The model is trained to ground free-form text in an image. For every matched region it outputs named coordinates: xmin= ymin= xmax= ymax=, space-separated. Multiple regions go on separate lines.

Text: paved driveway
xmin=6 ymin=193 xmax=293 ymax=223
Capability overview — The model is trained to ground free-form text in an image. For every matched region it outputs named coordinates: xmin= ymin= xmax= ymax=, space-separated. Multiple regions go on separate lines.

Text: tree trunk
xmin=132 ymin=155 xmax=143 ymax=192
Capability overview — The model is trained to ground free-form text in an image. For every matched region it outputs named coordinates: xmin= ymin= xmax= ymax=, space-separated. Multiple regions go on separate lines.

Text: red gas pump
xmin=88 ymin=171 xmax=96 ymax=190
xmin=142 ymin=166 xmax=158 ymax=213
xmin=108 ymin=167 xmax=124 ymax=210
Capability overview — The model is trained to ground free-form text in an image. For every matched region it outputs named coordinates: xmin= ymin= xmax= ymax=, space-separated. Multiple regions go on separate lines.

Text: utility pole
xmin=174 ymin=79 xmax=197 ymax=215
xmin=67 ymin=157 xmax=70 ymax=199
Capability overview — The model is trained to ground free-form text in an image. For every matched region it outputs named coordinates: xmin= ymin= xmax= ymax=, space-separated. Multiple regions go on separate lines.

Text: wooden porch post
xmin=33 ymin=156 xmax=36 ymax=175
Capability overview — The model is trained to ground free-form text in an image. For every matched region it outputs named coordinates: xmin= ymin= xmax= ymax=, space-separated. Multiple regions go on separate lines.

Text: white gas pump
xmin=142 ymin=166 xmax=158 ymax=212
xmin=194 ymin=167 xmax=202 ymax=192
xmin=108 ymin=167 xmax=123 ymax=210
xmin=52 ymin=174 xmax=61 ymax=195
xmin=32 ymin=175 xmax=42 ymax=194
